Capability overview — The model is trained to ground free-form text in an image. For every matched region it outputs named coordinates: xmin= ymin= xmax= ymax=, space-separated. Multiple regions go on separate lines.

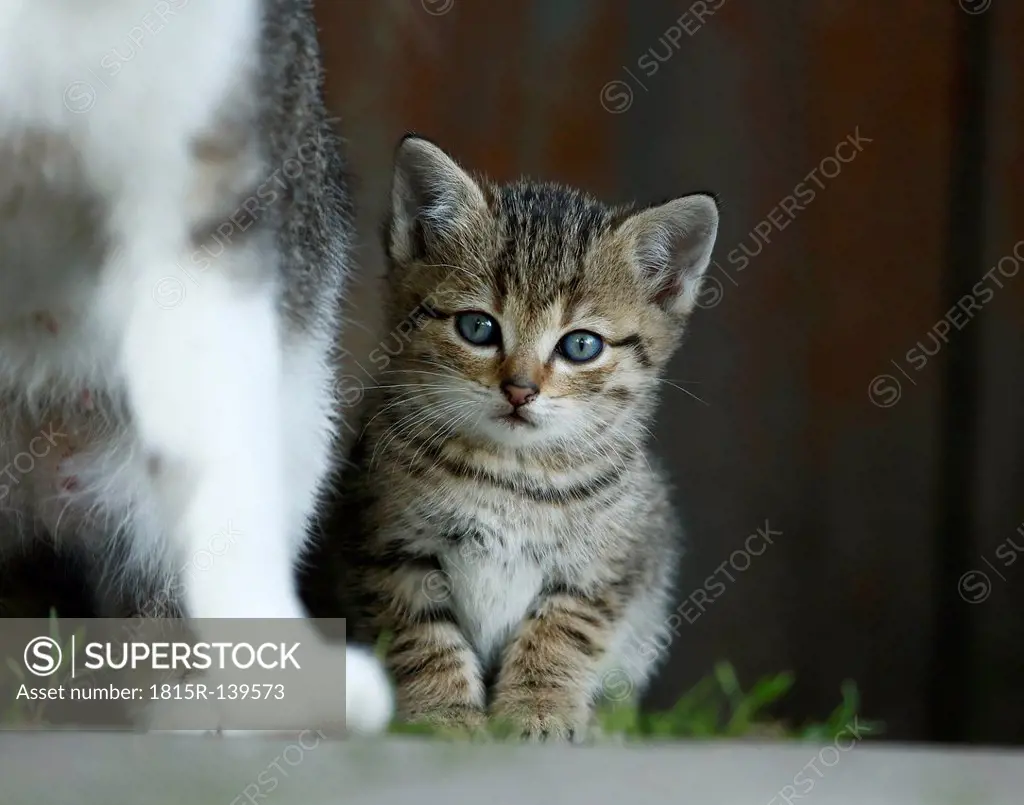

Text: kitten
xmin=0 ymin=0 xmax=391 ymax=733
xmin=306 ymin=135 xmax=718 ymax=739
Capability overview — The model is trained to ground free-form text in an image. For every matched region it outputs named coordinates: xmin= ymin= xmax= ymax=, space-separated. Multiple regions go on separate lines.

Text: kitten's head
xmin=379 ymin=135 xmax=718 ymax=450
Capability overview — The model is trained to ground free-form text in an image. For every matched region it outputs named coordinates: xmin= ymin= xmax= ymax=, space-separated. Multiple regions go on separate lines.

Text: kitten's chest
xmin=390 ymin=483 xmax=606 ymax=662
xmin=443 ymin=538 xmax=544 ymax=668
xmin=430 ymin=505 xmax=584 ymax=665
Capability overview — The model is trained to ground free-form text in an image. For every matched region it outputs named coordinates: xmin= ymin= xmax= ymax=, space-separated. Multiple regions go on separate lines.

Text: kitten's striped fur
xmin=307 ymin=136 xmax=719 ymax=740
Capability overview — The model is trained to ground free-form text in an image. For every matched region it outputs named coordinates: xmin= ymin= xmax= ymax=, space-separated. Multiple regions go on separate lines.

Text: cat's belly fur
xmin=2 ymin=387 xmax=145 ymax=541
xmin=0 ymin=0 xmax=334 ymax=564
xmin=0 ymin=0 xmax=257 ymax=331
xmin=0 ymin=0 xmax=260 ymax=555
xmin=0 ymin=323 xmax=334 ymax=570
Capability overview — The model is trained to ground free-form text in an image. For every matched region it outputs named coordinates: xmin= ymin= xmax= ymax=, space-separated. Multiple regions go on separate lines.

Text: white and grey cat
xmin=0 ymin=0 xmax=391 ymax=732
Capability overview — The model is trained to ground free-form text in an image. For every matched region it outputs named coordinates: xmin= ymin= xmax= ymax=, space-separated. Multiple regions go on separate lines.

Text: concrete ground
xmin=1 ymin=734 xmax=1022 ymax=804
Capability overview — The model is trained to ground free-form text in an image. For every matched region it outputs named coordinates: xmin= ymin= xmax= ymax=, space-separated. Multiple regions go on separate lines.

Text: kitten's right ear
xmin=387 ymin=134 xmax=488 ymax=263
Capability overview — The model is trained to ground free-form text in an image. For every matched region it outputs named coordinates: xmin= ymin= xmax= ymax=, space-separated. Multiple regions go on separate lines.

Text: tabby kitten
xmin=309 ymin=135 xmax=719 ymax=740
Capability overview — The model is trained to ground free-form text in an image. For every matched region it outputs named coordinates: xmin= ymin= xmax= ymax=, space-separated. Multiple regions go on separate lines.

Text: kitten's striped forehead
xmin=487 ymin=182 xmax=620 ymax=305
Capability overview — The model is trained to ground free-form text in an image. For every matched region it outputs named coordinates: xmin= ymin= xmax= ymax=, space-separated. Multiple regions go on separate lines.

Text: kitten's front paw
xmin=491 ymin=694 xmax=587 ymax=743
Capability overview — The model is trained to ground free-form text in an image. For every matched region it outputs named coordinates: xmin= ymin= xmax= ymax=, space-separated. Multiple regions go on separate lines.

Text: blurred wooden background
xmin=317 ymin=0 xmax=1024 ymax=745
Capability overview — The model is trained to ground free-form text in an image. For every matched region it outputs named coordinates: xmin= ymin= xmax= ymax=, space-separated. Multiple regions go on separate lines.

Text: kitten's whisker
xmin=378 ymin=407 xmax=463 ymax=471
xmin=367 ymin=388 xmax=443 ymax=416
xmin=369 ymin=411 xmax=423 ymax=469
xmin=387 ymin=362 xmax=496 ymax=395
xmin=359 ymin=389 xmax=451 ymax=441
xmin=395 ymin=358 xmax=464 ymax=376
xmin=613 ymin=429 xmax=652 ymax=472
xmin=419 ymin=408 xmax=481 ymax=486
xmin=359 ymin=389 xmax=445 ymax=437
xmin=421 ymin=262 xmax=478 ymax=284
xmin=363 ymin=383 xmax=457 ymax=391
xmin=633 ymin=422 xmax=657 ymax=445
xmin=655 ymin=378 xmax=710 ymax=406
xmin=381 ymin=368 xmax=461 ymax=382
xmin=370 ymin=400 xmax=465 ymax=469
xmin=420 ymin=260 xmax=502 ymax=292
xmin=410 ymin=404 xmax=475 ymax=468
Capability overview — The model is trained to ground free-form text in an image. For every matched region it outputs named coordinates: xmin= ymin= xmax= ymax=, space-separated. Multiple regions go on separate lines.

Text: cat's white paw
xmin=345 ymin=646 xmax=393 ymax=734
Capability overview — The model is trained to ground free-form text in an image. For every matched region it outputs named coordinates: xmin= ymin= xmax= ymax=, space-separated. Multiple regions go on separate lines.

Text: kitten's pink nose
xmin=502 ymin=379 xmax=539 ymax=407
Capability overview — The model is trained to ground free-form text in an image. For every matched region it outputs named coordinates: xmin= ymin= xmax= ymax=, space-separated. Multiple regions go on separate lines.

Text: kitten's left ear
xmin=616 ymin=193 xmax=719 ymax=316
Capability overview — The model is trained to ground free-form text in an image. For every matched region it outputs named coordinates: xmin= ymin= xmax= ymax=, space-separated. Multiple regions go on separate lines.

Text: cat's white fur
xmin=0 ymin=0 xmax=392 ymax=733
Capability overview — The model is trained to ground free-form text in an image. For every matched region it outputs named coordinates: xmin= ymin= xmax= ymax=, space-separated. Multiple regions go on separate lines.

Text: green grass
xmin=592 ymin=662 xmax=881 ymax=741
xmin=2 ymin=609 xmax=93 ymax=727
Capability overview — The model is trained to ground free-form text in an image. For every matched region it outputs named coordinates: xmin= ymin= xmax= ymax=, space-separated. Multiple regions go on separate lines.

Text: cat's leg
xmin=107 ymin=195 xmax=391 ymax=733
xmin=279 ymin=336 xmax=395 ymax=732
xmin=370 ymin=549 xmax=486 ymax=729
xmin=119 ymin=234 xmax=295 ymax=618
xmin=491 ymin=581 xmax=633 ymax=742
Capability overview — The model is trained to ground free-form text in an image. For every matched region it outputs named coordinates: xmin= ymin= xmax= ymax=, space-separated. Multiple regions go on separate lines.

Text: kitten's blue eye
xmin=558 ymin=330 xmax=604 ymax=363
xmin=455 ymin=311 xmax=501 ymax=347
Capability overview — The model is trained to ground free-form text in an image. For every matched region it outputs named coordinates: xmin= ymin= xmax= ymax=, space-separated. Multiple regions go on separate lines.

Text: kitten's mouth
xmin=496 ymin=410 xmax=533 ymax=428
